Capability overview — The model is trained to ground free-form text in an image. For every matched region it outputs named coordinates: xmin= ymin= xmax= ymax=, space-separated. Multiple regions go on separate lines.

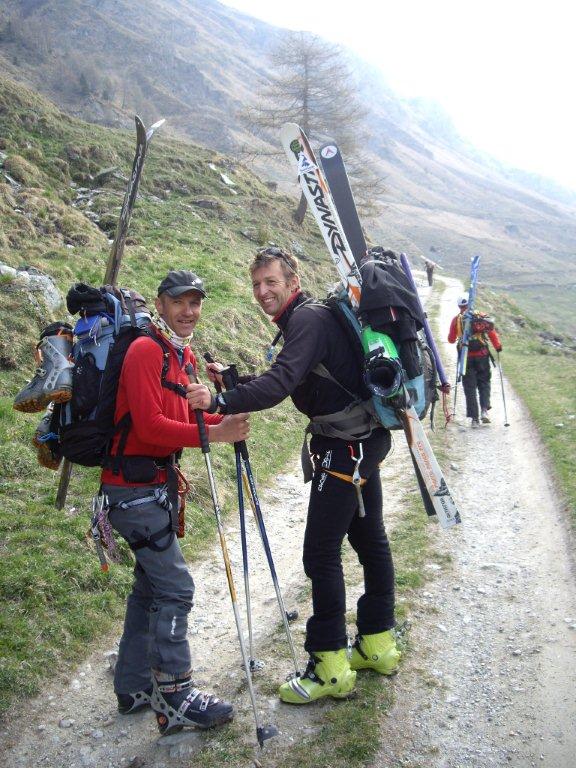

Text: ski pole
xmin=452 ymin=377 xmax=459 ymax=419
xmin=205 ymin=354 xmax=301 ymax=676
xmin=205 ymin=357 xmax=258 ymax=668
xmin=234 ymin=433 xmax=259 ymax=670
xmin=238 ymin=447 xmax=301 ymax=677
xmin=185 ymin=363 xmax=277 ymax=748
xmin=497 ymin=352 xmax=510 ymax=427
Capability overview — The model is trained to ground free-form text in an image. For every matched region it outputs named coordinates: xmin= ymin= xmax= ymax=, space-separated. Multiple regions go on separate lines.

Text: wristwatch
xmin=215 ymin=392 xmax=228 ymax=415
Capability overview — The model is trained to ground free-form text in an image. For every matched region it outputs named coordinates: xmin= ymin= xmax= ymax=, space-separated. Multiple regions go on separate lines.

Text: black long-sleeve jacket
xmin=221 ymin=293 xmax=364 ymax=417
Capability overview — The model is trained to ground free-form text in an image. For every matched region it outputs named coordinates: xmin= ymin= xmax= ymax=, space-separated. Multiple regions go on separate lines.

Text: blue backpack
xmin=51 ymin=284 xmax=179 ymax=468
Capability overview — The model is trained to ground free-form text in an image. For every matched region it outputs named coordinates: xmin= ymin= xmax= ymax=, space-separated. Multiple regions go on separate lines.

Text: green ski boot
xmin=279 ymin=649 xmax=356 ymax=704
xmin=350 ymin=630 xmax=401 ymax=675
xmin=13 ymin=322 xmax=74 ymax=413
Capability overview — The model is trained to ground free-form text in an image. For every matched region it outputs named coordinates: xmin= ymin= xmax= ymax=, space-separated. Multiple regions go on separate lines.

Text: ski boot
xmin=481 ymin=409 xmax=491 ymax=423
xmin=350 ymin=630 xmax=401 ymax=675
xmin=32 ymin=403 xmax=62 ymax=470
xmin=151 ymin=674 xmax=234 ymax=734
xmin=13 ymin=322 xmax=74 ymax=413
xmin=116 ymin=685 xmax=153 ymax=714
xmin=278 ymin=649 xmax=356 ymax=704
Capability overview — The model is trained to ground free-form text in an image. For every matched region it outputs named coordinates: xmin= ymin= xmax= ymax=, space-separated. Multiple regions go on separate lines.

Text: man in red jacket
xmin=100 ymin=269 xmax=249 ymax=734
xmin=448 ymin=293 xmax=502 ymax=427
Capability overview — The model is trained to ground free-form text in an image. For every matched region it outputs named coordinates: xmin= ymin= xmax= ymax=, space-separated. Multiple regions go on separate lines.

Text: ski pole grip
xmin=204 ymin=354 xmax=248 ymax=456
xmin=203 ymin=352 xmax=223 ymax=394
xmin=222 ymin=363 xmax=239 ymax=391
xmin=185 ymin=363 xmax=210 ymax=454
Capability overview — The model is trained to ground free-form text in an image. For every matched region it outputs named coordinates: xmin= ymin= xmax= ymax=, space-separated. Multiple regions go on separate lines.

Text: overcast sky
xmin=221 ymin=0 xmax=576 ymax=192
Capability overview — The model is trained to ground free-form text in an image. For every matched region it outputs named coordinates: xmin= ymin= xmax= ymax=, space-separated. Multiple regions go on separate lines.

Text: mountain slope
xmin=0 ymin=0 xmax=575 ymax=332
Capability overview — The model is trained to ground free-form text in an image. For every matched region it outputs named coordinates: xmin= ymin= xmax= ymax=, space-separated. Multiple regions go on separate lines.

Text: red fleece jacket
xmin=101 ymin=327 xmax=222 ymax=485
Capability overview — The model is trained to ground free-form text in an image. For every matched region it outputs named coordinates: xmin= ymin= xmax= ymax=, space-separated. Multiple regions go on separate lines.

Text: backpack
xmin=49 ymin=283 xmax=181 ymax=468
xmin=465 ymin=312 xmax=495 ymax=353
xmin=307 ymin=255 xmax=438 ymax=438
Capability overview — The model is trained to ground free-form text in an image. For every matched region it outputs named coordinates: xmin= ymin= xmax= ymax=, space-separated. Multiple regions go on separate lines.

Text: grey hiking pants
xmin=103 ymin=483 xmax=195 ymax=695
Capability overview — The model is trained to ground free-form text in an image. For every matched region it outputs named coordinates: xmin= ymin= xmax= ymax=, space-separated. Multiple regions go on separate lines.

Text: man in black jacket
xmin=188 ymin=247 xmax=400 ymax=704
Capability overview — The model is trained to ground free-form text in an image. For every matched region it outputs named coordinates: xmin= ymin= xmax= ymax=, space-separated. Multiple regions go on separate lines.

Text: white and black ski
xmin=56 ymin=115 xmax=165 ymax=510
xmin=281 ymin=123 xmax=461 ymax=529
xmin=280 ymin=124 xmax=362 ymax=308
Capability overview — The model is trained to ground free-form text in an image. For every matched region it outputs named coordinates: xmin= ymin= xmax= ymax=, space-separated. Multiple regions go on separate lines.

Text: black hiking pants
xmin=303 ymin=428 xmax=395 ymax=653
xmin=462 ymin=354 xmax=492 ymax=420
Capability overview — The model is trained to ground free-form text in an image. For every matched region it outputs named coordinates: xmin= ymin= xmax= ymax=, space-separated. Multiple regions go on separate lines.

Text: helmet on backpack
xmin=457 ymin=293 xmax=469 ymax=307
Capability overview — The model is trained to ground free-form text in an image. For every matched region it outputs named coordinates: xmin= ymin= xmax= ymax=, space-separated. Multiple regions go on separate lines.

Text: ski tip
xmin=319 ymin=141 xmax=340 ymax=160
xmin=147 ymin=118 xmax=166 ymax=139
xmin=281 ymin=121 xmax=300 ymax=133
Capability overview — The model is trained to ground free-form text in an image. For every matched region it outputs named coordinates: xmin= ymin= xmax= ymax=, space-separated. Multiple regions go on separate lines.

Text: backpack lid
xmin=358 ymin=260 xmax=425 ymax=329
xmin=67 ymin=283 xmax=110 ymax=315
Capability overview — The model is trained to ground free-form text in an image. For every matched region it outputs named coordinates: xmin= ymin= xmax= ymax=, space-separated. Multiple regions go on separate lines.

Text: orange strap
xmin=324 ymin=469 xmax=367 ymax=486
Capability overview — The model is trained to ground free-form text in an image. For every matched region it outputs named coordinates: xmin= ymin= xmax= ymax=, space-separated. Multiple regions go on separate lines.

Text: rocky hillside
xmin=0 ymin=73 xmax=335 ymax=399
xmin=0 ymin=0 xmax=575 ymax=332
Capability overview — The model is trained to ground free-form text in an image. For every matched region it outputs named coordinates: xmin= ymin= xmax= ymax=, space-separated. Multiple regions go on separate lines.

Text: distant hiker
xmin=448 ymin=293 xmax=502 ymax=427
xmin=100 ymin=269 xmax=250 ymax=733
xmin=424 ymin=259 xmax=435 ymax=286
xmin=188 ymin=247 xmax=401 ymax=705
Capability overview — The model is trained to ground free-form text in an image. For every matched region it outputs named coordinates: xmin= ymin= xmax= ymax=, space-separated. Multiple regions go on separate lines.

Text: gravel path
xmin=378 ymin=279 xmax=576 ymax=768
xmin=1 ymin=278 xmax=574 ymax=768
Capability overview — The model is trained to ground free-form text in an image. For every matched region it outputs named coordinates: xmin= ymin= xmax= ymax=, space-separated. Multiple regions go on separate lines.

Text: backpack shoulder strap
xmin=144 ymin=329 xmax=189 ymax=398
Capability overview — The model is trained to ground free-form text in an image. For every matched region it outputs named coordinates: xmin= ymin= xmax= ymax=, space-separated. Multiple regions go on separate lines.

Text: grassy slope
xmin=0 ymin=73 xmax=334 ymax=714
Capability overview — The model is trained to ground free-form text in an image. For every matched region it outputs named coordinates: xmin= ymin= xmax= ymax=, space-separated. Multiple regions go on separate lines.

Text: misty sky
xmin=221 ymin=0 xmax=576 ymax=192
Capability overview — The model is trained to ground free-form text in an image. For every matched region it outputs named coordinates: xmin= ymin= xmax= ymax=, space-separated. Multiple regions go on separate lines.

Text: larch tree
xmin=242 ymin=31 xmax=385 ymax=224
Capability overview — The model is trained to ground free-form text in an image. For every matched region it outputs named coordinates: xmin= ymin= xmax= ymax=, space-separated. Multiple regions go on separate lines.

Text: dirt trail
xmin=1 ymin=278 xmax=575 ymax=768
xmin=379 ymin=279 xmax=576 ymax=768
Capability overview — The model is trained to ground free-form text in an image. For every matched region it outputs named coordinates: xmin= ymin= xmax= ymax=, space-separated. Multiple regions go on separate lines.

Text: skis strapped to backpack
xmin=280 ymin=122 xmax=461 ymax=529
xmin=317 ymin=140 xmax=452 ymax=425
xmin=56 ymin=115 xmax=164 ymax=508
xmin=455 ymin=254 xmax=481 ymax=383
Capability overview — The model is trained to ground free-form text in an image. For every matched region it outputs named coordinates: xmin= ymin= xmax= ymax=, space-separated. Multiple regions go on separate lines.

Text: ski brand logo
xmin=301 ymin=170 xmax=346 ymax=261
xmin=321 ymin=450 xmax=332 ymax=469
xmin=289 ymin=137 xmax=318 ymax=174
xmin=297 ymin=152 xmax=318 ymax=175
xmin=317 ymin=472 xmax=328 ymax=492
xmin=320 ymin=145 xmax=338 ymax=159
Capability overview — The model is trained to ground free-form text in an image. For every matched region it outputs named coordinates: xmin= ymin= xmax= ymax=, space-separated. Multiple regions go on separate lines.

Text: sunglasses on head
xmin=256 ymin=247 xmax=296 ymax=272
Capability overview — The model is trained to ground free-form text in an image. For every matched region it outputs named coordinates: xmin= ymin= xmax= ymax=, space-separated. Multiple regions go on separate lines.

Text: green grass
xmin=482 ymin=290 xmax=576 ymax=526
